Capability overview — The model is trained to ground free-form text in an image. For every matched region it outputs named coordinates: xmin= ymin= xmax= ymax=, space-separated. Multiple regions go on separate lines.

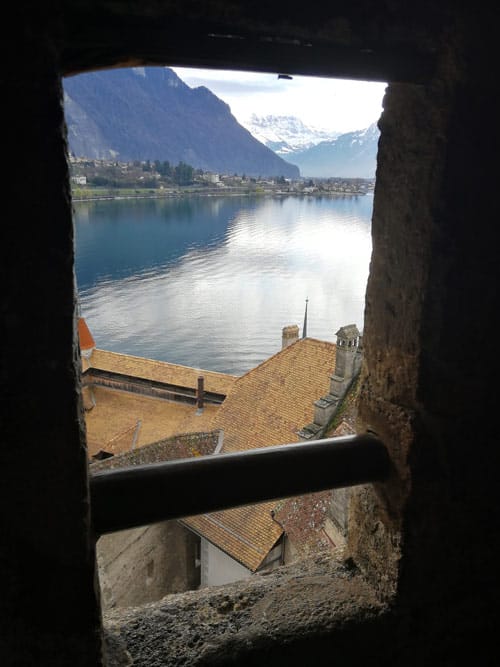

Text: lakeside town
xmin=69 ymin=156 xmax=375 ymax=201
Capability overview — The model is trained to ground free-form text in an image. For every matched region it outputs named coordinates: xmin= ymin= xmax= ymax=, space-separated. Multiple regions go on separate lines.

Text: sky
xmin=172 ymin=67 xmax=387 ymax=134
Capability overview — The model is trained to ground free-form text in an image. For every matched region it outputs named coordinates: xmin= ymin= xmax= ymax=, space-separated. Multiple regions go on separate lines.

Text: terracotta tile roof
xmin=183 ymin=338 xmax=336 ymax=571
xmin=78 ymin=317 xmax=96 ymax=351
xmin=273 ymin=491 xmax=336 ymax=559
xmin=86 ymin=348 xmax=237 ymax=396
xmin=84 ymin=386 xmax=220 ymax=459
xmin=212 ymin=337 xmax=335 ymax=453
xmin=185 ymin=502 xmax=282 ymax=572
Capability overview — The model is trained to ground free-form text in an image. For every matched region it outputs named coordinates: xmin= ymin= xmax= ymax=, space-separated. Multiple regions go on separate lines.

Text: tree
xmin=158 ymin=160 xmax=172 ymax=177
xmin=173 ymin=161 xmax=194 ymax=185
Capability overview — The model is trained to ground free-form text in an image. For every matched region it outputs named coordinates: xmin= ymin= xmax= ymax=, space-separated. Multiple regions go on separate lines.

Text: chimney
xmin=334 ymin=324 xmax=360 ymax=379
xmin=197 ymin=376 xmax=205 ymax=410
xmin=282 ymin=325 xmax=299 ymax=349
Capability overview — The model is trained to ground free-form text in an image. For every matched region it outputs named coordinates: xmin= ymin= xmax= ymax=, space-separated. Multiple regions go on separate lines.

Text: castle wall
xmin=350 ymin=14 xmax=500 ymax=658
xmin=84 ymin=369 xmax=226 ymax=405
xmin=0 ymin=28 xmax=103 ymax=666
xmin=98 ymin=521 xmax=200 ymax=609
xmin=90 ymin=431 xmax=220 ymax=606
xmin=89 ymin=430 xmax=221 ymax=471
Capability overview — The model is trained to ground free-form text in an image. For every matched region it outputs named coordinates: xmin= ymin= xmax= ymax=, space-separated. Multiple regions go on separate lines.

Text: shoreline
xmin=71 ymin=189 xmax=371 ymax=203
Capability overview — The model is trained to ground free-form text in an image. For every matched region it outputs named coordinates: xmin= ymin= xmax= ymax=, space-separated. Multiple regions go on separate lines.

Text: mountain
xmin=289 ymin=123 xmax=380 ymax=178
xmin=63 ymin=67 xmax=299 ymax=178
xmin=241 ymin=114 xmax=339 ymax=156
xmin=241 ymin=114 xmax=380 ymax=178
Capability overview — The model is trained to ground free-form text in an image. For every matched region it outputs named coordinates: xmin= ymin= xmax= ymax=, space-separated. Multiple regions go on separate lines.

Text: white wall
xmin=200 ymin=538 xmax=252 ymax=587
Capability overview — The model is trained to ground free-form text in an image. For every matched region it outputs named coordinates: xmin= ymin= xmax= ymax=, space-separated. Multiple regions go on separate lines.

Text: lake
xmin=74 ymin=194 xmax=373 ymax=375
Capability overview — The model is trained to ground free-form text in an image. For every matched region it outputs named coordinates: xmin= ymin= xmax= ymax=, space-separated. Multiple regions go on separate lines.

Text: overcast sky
xmin=172 ymin=67 xmax=387 ymax=134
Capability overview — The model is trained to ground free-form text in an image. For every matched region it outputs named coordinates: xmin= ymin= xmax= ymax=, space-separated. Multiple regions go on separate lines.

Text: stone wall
xmin=91 ymin=431 xmax=221 ymax=608
xmin=103 ymin=551 xmax=388 ymax=666
xmin=89 ymin=430 xmax=221 ymax=472
xmin=350 ymin=13 xmax=500 ymax=658
xmin=98 ymin=521 xmax=200 ymax=610
xmin=84 ymin=370 xmax=226 ymax=405
xmin=0 ymin=23 xmax=103 ymax=666
xmin=91 ymin=431 xmax=222 ymax=608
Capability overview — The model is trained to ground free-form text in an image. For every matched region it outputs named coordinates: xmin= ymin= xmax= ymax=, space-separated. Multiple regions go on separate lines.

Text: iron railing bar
xmin=89 ymin=433 xmax=389 ymax=536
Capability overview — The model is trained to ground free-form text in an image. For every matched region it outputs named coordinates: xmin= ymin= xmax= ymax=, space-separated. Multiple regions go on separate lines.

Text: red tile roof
xmin=183 ymin=338 xmax=337 ymax=571
xmin=78 ymin=317 xmax=96 ymax=351
xmin=86 ymin=348 xmax=237 ymax=396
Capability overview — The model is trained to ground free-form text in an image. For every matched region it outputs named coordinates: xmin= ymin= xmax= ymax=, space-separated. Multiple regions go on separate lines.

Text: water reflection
xmin=74 ymin=195 xmax=372 ymax=375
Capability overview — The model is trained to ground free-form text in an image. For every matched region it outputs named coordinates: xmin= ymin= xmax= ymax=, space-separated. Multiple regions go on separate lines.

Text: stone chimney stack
xmin=334 ymin=324 xmax=360 ymax=380
xmin=282 ymin=324 xmax=299 ymax=349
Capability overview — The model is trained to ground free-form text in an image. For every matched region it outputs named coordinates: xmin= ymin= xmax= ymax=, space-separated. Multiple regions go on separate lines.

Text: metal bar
xmin=89 ymin=433 xmax=389 ymax=536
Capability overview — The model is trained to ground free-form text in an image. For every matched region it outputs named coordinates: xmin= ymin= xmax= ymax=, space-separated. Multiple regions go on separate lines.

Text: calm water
xmin=74 ymin=195 xmax=373 ymax=375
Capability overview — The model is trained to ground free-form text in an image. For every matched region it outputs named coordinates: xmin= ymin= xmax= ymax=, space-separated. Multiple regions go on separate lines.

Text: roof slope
xmin=78 ymin=317 xmax=96 ymax=350
xmin=214 ymin=337 xmax=336 ymax=453
xmin=86 ymin=348 xmax=237 ymax=396
xmin=183 ymin=338 xmax=336 ymax=571
xmin=186 ymin=502 xmax=281 ymax=572
xmin=84 ymin=386 xmax=220 ymax=458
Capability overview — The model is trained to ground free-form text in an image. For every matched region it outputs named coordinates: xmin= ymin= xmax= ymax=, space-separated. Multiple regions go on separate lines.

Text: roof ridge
xmin=236 ymin=337 xmax=335 ymax=382
xmin=92 ymin=348 xmax=238 ymax=378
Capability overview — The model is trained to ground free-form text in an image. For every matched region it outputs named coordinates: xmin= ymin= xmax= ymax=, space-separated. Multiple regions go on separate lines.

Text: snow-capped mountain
xmin=242 ymin=114 xmax=380 ymax=178
xmin=241 ymin=114 xmax=339 ymax=156
xmin=290 ymin=123 xmax=381 ymax=178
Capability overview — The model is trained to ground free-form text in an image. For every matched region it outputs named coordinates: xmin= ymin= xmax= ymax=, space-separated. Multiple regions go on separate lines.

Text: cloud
xmin=172 ymin=67 xmax=386 ymax=133
xmin=185 ymin=77 xmax=283 ymax=97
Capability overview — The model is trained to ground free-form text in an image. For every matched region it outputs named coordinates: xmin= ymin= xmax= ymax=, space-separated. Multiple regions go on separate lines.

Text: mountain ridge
xmin=241 ymin=114 xmax=339 ymax=155
xmin=64 ymin=67 xmax=300 ymax=178
xmin=241 ymin=114 xmax=380 ymax=178
xmin=290 ymin=123 xmax=380 ymax=178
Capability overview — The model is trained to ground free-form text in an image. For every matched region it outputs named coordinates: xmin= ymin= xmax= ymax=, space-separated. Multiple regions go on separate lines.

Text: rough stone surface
xmin=103 ymin=551 xmax=387 ymax=666
xmin=0 ymin=30 xmax=103 ymax=667
xmin=89 ymin=431 xmax=221 ymax=472
xmin=350 ymin=42 xmax=465 ymax=599
xmin=98 ymin=521 xmax=200 ymax=610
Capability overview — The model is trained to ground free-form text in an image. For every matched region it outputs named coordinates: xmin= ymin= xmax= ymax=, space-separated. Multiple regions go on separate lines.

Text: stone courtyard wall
xmin=89 ymin=430 xmax=221 ymax=471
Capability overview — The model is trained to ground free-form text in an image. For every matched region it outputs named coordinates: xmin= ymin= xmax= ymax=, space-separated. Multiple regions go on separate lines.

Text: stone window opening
xmin=5 ymin=5 xmax=494 ymax=666
xmin=68 ymin=66 xmax=385 ymax=657
xmin=68 ymin=62 xmax=382 ymax=612
xmin=61 ymin=40 xmax=398 ymax=656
